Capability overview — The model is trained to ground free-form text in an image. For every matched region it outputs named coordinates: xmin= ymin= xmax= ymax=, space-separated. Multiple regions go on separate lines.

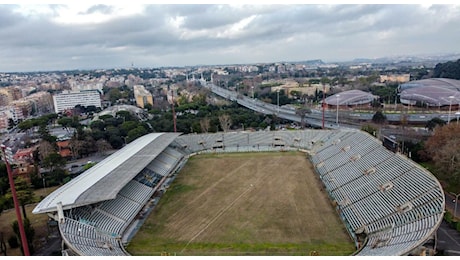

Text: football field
xmin=127 ymin=151 xmax=355 ymax=256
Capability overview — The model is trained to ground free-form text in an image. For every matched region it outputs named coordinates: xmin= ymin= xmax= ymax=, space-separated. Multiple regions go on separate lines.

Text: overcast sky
xmin=1 ymin=2 xmax=459 ymax=72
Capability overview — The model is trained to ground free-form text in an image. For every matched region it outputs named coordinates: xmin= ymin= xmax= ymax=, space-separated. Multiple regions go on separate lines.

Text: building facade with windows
xmin=52 ymin=90 xmax=102 ymax=113
xmin=133 ymin=85 xmax=153 ymax=109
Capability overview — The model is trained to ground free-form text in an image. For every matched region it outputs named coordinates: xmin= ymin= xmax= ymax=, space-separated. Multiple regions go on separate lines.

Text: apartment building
xmin=133 ymin=85 xmax=153 ymax=109
xmin=53 ymin=90 xmax=102 ymax=113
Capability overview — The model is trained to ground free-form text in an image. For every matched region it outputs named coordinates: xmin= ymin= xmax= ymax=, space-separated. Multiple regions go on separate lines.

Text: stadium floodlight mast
xmin=336 ymin=94 xmax=340 ymax=127
xmin=456 ymin=111 xmax=460 ymax=124
xmin=448 ymin=96 xmax=455 ymax=124
xmin=1 ymin=144 xmax=30 ymax=256
xmin=277 ymin=88 xmax=280 ymax=115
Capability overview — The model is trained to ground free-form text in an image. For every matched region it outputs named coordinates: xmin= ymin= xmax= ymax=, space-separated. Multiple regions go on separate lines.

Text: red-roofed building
xmin=57 ymin=140 xmax=73 ymax=159
xmin=13 ymin=146 xmax=38 ymax=182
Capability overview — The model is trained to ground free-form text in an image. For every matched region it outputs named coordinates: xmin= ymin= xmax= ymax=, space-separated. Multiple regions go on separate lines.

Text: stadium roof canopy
xmin=324 ymin=89 xmax=378 ymax=106
xmin=399 ymin=78 xmax=460 ymax=92
xmin=399 ymin=78 xmax=460 ymax=106
xmin=32 ymin=132 xmax=181 ymax=214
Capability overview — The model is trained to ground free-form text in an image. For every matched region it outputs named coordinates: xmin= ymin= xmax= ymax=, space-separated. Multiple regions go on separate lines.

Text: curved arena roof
xmin=399 ymin=78 xmax=460 ymax=106
xmin=399 ymin=78 xmax=460 ymax=92
xmin=324 ymin=90 xmax=377 ymax=106
xmin=32 ymin=132 xmax=181 ymax=214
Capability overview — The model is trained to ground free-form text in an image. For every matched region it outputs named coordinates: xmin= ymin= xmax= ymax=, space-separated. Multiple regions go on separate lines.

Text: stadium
xmin=32 ymin=129 xmax=445 ymax=256
xmin=399 ymin=78 xmax=460 ymax=107
xmin=323 ymin=90 xmax=378 ymax=107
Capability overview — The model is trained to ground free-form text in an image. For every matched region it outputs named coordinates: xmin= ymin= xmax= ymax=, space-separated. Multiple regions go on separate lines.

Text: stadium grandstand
xmin=33 ymin=129 xmax=445 ymax=256
xmin=399 ymin=78 xmax=460 ymax=107
xmin=323 ymin=90 xmax=378 ymax=107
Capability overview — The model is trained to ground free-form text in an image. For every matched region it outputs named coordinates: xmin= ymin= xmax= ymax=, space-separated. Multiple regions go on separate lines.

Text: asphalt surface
xmin=437 ymin=220 xmax=460 ymax=256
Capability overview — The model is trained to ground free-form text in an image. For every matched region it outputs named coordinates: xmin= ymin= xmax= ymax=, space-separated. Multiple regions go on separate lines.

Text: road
xmin=201 ymin=81 xmax=454 ymax=128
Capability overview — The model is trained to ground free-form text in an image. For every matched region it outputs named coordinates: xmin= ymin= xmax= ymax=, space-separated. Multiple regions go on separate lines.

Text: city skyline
xmin=1 ymin=2 xmax=459 ymax=72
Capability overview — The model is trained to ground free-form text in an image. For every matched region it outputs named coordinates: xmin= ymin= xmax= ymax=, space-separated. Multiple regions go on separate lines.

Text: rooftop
xmin=32 ymin=132 xmax=181 ymax=214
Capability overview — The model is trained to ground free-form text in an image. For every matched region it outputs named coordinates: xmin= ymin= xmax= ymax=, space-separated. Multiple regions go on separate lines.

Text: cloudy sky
xmin=0 ymin=2 xmax=459 ymax=72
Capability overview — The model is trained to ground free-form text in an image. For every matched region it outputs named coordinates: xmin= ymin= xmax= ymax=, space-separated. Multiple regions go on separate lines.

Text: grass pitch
xmin=127 ymin=151 xmax=355 ymax=256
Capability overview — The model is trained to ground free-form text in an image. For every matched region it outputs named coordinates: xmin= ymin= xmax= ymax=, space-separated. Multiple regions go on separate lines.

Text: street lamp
xmin=336 ymin=94 xmax=340 ymax=127
xmin=277 ymin=89 xmax=280 ymax=115
xmin=448 ymin=96 xmax=454 ymax=124
xmin=451 ymin=192 xmax=460 ymax=220
xmin=251 ymin=86 xmax=254 ymax=99
xmin=1 ymin=145 xmax=30 ymax=256
xmin=42 ymin=173 xmax=48 ymax=195
xmin=456 ymin=111 xmax=460 ymax=125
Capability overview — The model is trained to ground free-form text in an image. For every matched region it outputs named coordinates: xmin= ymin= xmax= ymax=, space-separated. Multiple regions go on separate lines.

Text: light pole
xmin=277 ymin=89 xmax=280 ymax=115
xmin=456 ymin=111 xmax=460 ymax=125
xmin=451 ymin=192 xmax=460 ymax=220
xmin=336 ymin=94 xmax=340 ymax=127
xmin=251 ymin=86 xmax=254 ymax=99
xmin=42 ymin=173 xmax=47 ymax=195
xmin=448 ymin=96 xmax=454 ymax=124
xmin=1 ymin=145 xmax=30 ymax=256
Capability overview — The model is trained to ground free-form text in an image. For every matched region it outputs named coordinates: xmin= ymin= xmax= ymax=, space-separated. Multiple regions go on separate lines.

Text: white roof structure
xmin=33 ymin=132 xmax=181 ymax=214
xmin=324 ymin=89 xmax=378 ymax=106
xmin=399 ymin=78 xmax=460 ymax=106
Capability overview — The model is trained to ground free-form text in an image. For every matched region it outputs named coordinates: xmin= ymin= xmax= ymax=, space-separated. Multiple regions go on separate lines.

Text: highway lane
xmin=202 ymin=82 xmax=454 ymax=128
xmin=204 ymin=82 xmax=366 ymax=129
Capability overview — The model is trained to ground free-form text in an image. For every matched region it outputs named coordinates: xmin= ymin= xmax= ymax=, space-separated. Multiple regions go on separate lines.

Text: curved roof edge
xmin=324 ymin=90 xmax=377 ymax=105
xmin=33 ymin=132 xmax=181 ymax=214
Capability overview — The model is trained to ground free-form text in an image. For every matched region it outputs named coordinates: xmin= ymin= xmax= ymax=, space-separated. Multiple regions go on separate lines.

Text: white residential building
xmin=53 ymin=90 xmax=102 ymax=113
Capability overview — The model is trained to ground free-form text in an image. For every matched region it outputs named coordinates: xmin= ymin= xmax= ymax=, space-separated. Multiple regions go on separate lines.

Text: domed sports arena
xmin=33 ymin=129 xmax=445 ymax=256
xmin=323 ymin=90 xmax=378 ymax=107
xmin=399 ymin=78 xmax=460 ymax=107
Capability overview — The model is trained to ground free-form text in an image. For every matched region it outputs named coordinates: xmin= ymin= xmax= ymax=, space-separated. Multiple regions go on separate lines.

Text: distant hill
xmin=351 ymin=53 xmax=460 ymax=65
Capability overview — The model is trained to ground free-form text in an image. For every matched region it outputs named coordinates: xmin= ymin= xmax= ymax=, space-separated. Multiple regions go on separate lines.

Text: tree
xmin=424 ymin=123 xmax=460 ymax=191
xmin=116 ymin=110 xmax=135 ymax=122
xmin=218 ymin=114 xmax=232 ymax=132
xmin=372 ymin=110 xmax=387 ymax=124
xmin=200 ymin=117 xmax=211 ymax=133
xmin=96 ymin=139 xmax=112 ymax=155
xmin=12 ymin=218 xmax=35 ymax=255
xmin=120 ymin=121 xmax=139 ymax=136
xmin=126 ymin=126 xmax=147 ymax=143
xmin=69 ymin=137 xmax=84 ymax=159
xmin=108 ymin=135 xmax=124 ymax=149
xmin=107 ymin=88 xmax=122 ymax=104
xmin=38 ymin=141 xmax=55 ymax=162
xmin=0 ymin=163 xmax=9 ymax=195
xmin=433 ymin=59 xmax=460 ymax=79
xmin=90 ymin=120 xmax=105 ymax=131
xmin=4 ymin=177 xmax=34 ymax=220
xmin=296 ymin=107 xmax=311 ymax=129
xmin=42 ymin=153 xmax=66 ymax=173
xmin=425 ymin=117 xmax=446 ymax=131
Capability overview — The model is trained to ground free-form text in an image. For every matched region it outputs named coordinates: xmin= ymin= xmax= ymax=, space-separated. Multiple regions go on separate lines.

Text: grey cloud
xmin=81 ymin=4 xmax=114 ymax=15
xmin=0 ymin=4 xmax=459 ymax=72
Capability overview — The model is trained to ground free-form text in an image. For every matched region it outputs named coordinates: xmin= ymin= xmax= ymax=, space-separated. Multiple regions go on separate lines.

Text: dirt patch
xmin=127 ymin=152 xmax=354 ymax=256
